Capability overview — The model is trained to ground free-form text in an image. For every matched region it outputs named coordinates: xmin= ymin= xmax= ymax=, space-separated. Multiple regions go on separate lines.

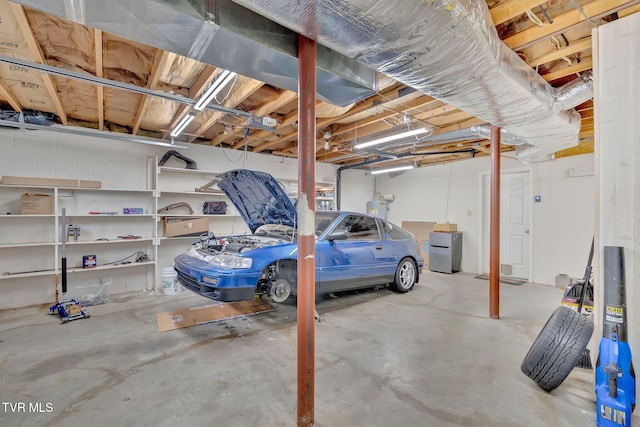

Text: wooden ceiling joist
xmin=543 ymin=56 xmax=593 ymax=81
xmin=9 ymin=2 xmax=68 ymax=124
xmin=214 ymin=90 xmax=297 ymax=147
xmin=504 ymin=0 xmax=640 ymax=51
xmin=0 ymin=81 xmax=22 ymax=112
xmin=490 ymin=0 xmax=549 ymax=26
xmin=131 ymin=50 xmax=173 ymax=135
xmin=529 ymin=37 xmax=592 ymax=67
xmin=188 ymin=78 xmax=264 ymax=143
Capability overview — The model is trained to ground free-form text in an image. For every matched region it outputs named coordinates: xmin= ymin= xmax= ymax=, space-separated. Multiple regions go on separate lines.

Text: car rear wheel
xmin=390 ymin=257 xmax=416 ymax=293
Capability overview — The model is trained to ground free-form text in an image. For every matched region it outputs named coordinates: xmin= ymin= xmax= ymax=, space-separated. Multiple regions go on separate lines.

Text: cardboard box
xmin=21 ymin=193 xmax=53 ymax=214
xmin=2 ymin=176 xmax=101 ymax=188
xmin=401 ymin=221 xmax=436 ymax=270
xmin=163 ymin=216 xmax=209 ymax=237
xmin=156 ymin=300 xmax=273 ymax=332
xmin=433 ymin=223 xmax=458 ymax=232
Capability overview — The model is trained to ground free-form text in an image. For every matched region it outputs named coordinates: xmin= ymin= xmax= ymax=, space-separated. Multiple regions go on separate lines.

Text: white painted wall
xmin=371 ymin=154 xmax=595 ymax=285
xmin=338 ymin=168 xmax=375 ymax=213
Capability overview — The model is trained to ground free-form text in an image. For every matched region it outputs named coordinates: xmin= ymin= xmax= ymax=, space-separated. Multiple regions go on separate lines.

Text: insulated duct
xmin=554 ymin=71 xmax=593 ymax=112
xmin=233 ymin=0 xmax=583 ymax=162
xmin=12 ymin=0 xmax=377 ymax=107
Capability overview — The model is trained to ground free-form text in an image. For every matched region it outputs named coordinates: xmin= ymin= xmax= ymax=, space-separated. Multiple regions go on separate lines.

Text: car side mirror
xmin=327 ymin=230 xmax=348 ymax=241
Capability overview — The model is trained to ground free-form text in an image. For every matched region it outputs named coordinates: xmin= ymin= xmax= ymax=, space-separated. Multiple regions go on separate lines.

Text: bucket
xmin=162 ymin=267 xmax=179 ymax=295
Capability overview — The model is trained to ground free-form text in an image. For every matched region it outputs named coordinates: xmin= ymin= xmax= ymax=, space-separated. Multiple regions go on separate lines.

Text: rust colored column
xmin=489 ymin=125 xmax=501 ymax=319
xmin=297 ymin=34 xmax=316 ymax=427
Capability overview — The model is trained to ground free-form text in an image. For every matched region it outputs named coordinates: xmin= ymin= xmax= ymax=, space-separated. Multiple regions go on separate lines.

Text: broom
xmin=574 ymin=239 xmax=594 ymax=370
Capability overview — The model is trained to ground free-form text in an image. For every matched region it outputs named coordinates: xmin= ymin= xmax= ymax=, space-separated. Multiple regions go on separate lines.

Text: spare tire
xmin=521 ymin=305 xmax=594 ymax=392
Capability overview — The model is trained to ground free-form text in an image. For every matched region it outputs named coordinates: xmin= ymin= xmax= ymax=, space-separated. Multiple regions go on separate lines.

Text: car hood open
xmin=217 ymin=169 xmax=297 ymax=233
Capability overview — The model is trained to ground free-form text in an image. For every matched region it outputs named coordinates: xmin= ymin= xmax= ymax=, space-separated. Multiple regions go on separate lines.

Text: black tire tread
xmin=520 ymin=305 xmax=593 ymax=392
xmin=389 ymin=258 xmax=417 ymax=293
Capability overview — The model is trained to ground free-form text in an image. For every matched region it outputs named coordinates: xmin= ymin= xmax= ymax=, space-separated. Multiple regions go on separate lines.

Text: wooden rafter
xmin=257 ymin=89 xmax=436 ymax=153
xmin=249 ymin=102 xmax=323 ymax=152
xmin=8 ymin=2 xmax=67 ymax=124
xmin=131 ymin=50 xmax=173 ymax=135
xmin=0 ymin=81 xmax=22 ymax=112
xmin=529 ymin=37 xmax=592 ymax=67
xmin=619 ymin=3 xmax=640 ymax=17
xmin=331 ymin=96 xmax=439 ymax=136
xmin=490 ymin=0 xmax=549 ymax=26
xmin=162 ymin=67 xmax=219 ymax=139
xmin=504 ymin=0 xmax=640 ymax=51
xmin=213 ymin=90 xmax=297 ymax=146
xmin=94 ymin=29 xmax=104 ymax=130
xmin=543 ymin=56 xmax=593 ymax=81
xmin=188 ymin=78 xmax=264 ymax=143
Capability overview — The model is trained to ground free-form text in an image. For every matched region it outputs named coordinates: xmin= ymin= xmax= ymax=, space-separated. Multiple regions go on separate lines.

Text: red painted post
xmin=490 ymin=125 xmax=501 ymax=319
xmin=297 ymin=34 xmax=316 ymax=427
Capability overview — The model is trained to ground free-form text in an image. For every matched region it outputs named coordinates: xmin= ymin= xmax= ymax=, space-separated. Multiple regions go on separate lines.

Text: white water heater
xmin=367 ymin=200 xmax=388 ymax=218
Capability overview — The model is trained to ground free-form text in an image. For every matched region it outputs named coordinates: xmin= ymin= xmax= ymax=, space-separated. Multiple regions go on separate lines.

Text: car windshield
xmin=315 ymin=211 xmax=340 ymax=236
xmin=253 ymin=212 xmax=339 ymax=238
xmin=254 ymin=224 xmax=296 ymax=238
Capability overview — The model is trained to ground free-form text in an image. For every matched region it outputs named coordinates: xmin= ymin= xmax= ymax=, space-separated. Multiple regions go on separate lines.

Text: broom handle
xmin=61 ymin=208 xmax=67 ymax=294
xmin=576 ymin=237 xmax=594 ymax=314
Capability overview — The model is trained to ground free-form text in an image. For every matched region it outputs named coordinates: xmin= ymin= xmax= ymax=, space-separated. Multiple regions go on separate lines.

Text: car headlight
xmin=208 ymin=254 xmax=252 ymax=269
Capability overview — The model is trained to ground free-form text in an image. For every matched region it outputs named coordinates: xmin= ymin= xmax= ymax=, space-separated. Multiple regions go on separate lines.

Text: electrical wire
xmin=214 ymin=74 xmax=239 ymax=104
xmin=569 ymin=0 xmax=598 ymax=27
xmin=104 ymin=251 xmax=150 ymax=266
xmin=525 ymin=9 xmax=544 ymax=28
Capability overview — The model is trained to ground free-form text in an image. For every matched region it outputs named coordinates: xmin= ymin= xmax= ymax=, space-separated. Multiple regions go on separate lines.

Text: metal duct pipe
xmin=470 ymin=125 xmax=528 ymax=146
xmin=13 ymin=0 xmax=377 ymax=107
xmin=554 ymin=71 xmax=594 ymax=112
xmin=234 ymin=0 xmax=582 ymax=162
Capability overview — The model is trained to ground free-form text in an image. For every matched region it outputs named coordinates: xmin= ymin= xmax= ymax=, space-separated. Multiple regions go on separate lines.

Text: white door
xmin=482 ymin=171 xmax=531 ymax=279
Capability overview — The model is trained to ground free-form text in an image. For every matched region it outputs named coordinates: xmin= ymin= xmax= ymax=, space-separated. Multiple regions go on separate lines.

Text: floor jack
xmin=595 ymin=246 xmax=635 ymax=426
xmin=50 ymin=208 xmax=90 ymax=324
xmin=49 ymin=299 xmax=90 ymax=323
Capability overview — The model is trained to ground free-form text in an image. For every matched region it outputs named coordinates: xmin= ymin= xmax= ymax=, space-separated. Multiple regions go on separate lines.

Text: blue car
xmin=174 ymin=169 xmax=424 ymax=303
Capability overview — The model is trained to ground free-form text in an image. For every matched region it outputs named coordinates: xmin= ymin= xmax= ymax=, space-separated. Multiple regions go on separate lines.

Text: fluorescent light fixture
xmin=193 ymin=70 xmax=237 ymax=111
xmin=370 ymin=164 xmax=415 ymax=175
xmin=354 ymin=127 xmax=429 ymax=149
xmin=170 ymin=113 xmax=196 ymax=137
xmin=0 ymin=119 xmax=188 ymax=149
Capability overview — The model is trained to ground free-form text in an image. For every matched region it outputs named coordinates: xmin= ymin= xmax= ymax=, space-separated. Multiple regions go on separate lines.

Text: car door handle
xmin=375 ymin=246 xmax=383 ymax=250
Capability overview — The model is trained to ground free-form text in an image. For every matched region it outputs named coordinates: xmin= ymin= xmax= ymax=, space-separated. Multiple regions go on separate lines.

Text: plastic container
xmin=162 ymin=267 xmax=179 ymax=295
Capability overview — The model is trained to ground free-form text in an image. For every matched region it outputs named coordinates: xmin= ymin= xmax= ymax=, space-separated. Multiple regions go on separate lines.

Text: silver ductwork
xmin=554 ymin=71 xmax=593 ymax=112
xmin=233 ymin=0 xmax=584 ymax=162
xmin=13 ymin=0 xmax=377 ymax=107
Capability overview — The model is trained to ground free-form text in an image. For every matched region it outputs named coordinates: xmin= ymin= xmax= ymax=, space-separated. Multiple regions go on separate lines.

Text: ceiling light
xmin=193 ymin=69 xmax=237 ymax=111
xmin=0 ymin=119 xmax=188 ymax=149
xmin=354 ymin=127 xmax=429 ymax=149
xmin=370 ymin=164 xmax=415 ymax=175
xmin=170 ymin=113 xmax=196 ymax=137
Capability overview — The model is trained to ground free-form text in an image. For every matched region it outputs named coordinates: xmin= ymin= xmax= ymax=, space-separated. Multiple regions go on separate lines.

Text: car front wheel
xmin=390 ymin=257 xmax=416 ymax=293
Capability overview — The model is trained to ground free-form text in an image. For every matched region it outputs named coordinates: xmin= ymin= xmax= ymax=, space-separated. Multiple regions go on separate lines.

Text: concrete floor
xmin=0 ymin=271 xmax=600 ymax=426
